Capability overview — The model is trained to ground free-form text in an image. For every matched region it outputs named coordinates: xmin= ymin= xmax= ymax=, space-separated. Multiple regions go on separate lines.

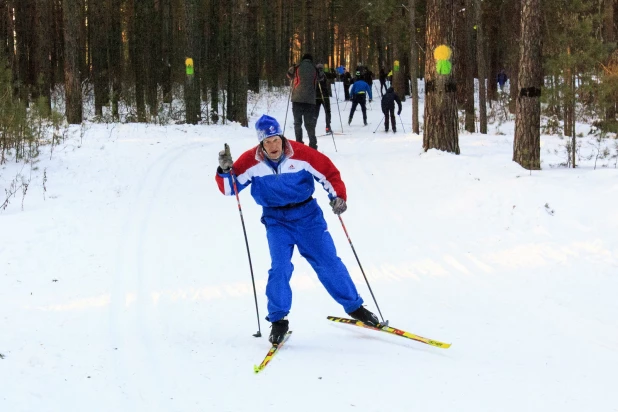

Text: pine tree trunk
xmin=109 ymin=0 xmax=122 ymax=119
xmin=304 ymin=0 xmax=313 ymax=53
xmin=513 ymin=0 xmax=541 ymax=170
xmin=35 ymin=0 xmax=52 ymax=112
xmin=145 ymin=0 xmax=160 ymax=117
xmin=161 ymin=0 xmax=172 ymax=103
xmin=508 ymin=0 xmax=521 ymax=115
xmin=454 ymin=0 xmax=466 ymax=108
xmin=14 ymin=0 xmax=32 ymax=102
xmin=475 ymin=0 xmax=487 ymax=134
xmin=91 ymin=0 xmax=107 ymax=117
xmin=604 ymin=0 xmax=616 ymax=122
xmin=226 ymin=0 xmax=248 ymax=126
xmin=423 ymin=0 xmax=459 ymax=154
xmin=409 ymin=0 xmax=419 ymax=134
xmin=184 ymin=0 xmax=201 ymax=125
xmin=392 ymin=37 xmax=405 ymax=103
xmin=464 ymin=0 xmax=475 ymax=133
xmin=247 ymin=0 xmax=260 ymax=93
xmin=62 ymin=0 xmax=83 ymax=124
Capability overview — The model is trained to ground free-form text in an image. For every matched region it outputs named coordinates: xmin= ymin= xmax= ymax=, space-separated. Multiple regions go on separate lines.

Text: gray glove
xmin=218 ymin=143 xmax=233 ymax=172
xmin=330 ymin=197 xmax=347 ymax=215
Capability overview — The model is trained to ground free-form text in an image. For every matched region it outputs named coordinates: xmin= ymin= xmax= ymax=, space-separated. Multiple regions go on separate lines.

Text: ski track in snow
xmin=111 ymin=140 xmax=203 ymax=409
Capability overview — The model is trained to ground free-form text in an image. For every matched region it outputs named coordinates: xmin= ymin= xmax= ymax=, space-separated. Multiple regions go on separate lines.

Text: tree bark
xmin=604 ymin=0 xmax=616 ymax=122
xmin=513 ymin=0 xmax=542 ymax=170
xmin=62 ymin=0 xmax=82 ymax=124
xmin=90 ymin=0 xmax=107 ymax=116
xmin=464 ymin=0 xmax=475 ymax=132
xmin=109 ymin=0 xmax=122 ymax=118
xmin=409 ymin=0 xmax=419 ymax=134
xmin=35 ymin=0 xmax=52 ymax=112
xmin=423 ymin=0 xmax=459 ymax=154
xmin=475 ymin=0 xmax=487 ymax=134
xmin=184 ymin=0 xmax=201 ymax=124
xmin=226 ymin=0 xmax=248 ymax=126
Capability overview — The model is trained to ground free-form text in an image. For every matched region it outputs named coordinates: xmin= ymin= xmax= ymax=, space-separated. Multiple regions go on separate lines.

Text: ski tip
xmin=254 ymin=365 xmax=262 ymax=374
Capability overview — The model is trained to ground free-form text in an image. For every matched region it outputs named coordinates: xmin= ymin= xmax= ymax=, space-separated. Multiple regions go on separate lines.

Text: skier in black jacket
xmin=381 ymin=87 xmax=402 ymax=133
xmin=315 ymin=64 xmax=332 ymax=134
xmin=343 ymin=70 xmax=352 ymax=101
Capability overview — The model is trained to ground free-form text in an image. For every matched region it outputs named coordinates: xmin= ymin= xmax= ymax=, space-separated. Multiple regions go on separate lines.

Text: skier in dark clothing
xmin=363 ymin=68 xmax=374 ymax=87
xmin=315 ymin=63 xmax=332 ymax=134
xmin=379 ymin=68 xmax=387 ymax=95
xmin=497 ymin=69 xmax=508 ymax=91
xmin=343 ymin=70 xmax=352 ymax=101
xmin=381 ymin=87 xmax=402 ymax=133
xmin=287 ymin=53 xmax=318 ymax=149
xmin=348 ymin=73 xmax=372 ymax=126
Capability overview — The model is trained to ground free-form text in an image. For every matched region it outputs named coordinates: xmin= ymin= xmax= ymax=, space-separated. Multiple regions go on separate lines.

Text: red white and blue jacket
xmin=216 ymin=140 xmax=346 ymax=207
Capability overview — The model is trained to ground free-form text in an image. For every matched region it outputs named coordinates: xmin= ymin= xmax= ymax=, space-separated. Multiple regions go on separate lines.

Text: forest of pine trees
xmin=1 ymin=0 xmax=618 ymax=170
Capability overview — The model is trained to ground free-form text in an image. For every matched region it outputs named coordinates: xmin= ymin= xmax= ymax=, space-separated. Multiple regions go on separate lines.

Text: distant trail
xmin=109 ymin=139 xmax=203 ymax=409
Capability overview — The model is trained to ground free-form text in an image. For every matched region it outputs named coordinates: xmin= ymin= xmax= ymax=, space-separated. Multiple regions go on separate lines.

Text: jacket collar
xmin=254 ymin=138 xmax=294 ymax=162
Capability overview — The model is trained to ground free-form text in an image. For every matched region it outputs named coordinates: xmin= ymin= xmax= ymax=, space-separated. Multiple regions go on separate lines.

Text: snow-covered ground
xmin=2 ymin=82 xmax=618 ymax=412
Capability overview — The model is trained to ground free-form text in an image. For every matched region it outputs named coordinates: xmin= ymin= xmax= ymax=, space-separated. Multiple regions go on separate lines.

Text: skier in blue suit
xmin=348 ymin=72 xmax=373 ymax=126
xmin=216 ymin=114 xmax=380 ymax=344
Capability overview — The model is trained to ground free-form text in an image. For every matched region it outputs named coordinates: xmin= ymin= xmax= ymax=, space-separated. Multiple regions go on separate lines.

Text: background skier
xmin=381 ymin=86 xmax=402 ymax=133
xmin=348 ymin=72 xmax=372 ymax=126
xmin=287 ymin=53 xmax=318 ymax=149
xmin=315 ymin=63 xmax=332 ymax=134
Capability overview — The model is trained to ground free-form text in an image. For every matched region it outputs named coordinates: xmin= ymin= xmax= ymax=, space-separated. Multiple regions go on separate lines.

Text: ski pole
xmin=337 ymin=215 xmax=385 ymax=323
xmin=372 ymin=115 xmax=384 ymax=133
xmin=399 ymin=114 xmax=406 ymax=133
xmin=318 ymin=82 xmax=337 ymax=152
xmin=331 ymin=78 xmax=344 ymax=133
xmin=282 ymin=80 xmax=293 ymax=134
xmin=227 ymin=144 xmax=262 ymax=338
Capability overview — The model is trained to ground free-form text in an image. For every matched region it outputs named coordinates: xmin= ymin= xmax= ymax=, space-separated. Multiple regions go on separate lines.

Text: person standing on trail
xmin=343 ymin=70 xmax=352 ymax=101
xmin=287 ymin=53 xmax=318 ymax=149
xmin=215 ymin=114 xmax=380 ymax=344
xmin=381 ymin=87 xmax=402 ymax=133
xmin=315 ymin=63 xmax=332 ymax=135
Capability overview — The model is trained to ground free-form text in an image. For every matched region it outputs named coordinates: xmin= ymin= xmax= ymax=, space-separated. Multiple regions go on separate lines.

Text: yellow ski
xmin=253 ymin=331 xmax=292 ymax=374
xmin=327 ymin=316 xmax=451 ymax=349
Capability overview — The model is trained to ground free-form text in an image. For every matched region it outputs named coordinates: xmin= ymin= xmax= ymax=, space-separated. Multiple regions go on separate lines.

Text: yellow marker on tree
xmin=434 ymin=45 xmax=452 ymax=61
xmin=433 ymin=45 xmax=452 ymax=75
xmin=185 ymin=57 xmax=194 ymax=76
xmin=394 ymin=60 xmax=400 ymax=72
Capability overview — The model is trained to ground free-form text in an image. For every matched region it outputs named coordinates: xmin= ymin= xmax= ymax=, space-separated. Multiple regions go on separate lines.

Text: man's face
xmin=262 ymin=136 xmax=283 ymax=160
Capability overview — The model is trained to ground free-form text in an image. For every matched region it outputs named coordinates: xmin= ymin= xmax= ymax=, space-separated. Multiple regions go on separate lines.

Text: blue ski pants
xmin=261 ymin=199 xmax=363 ymax=322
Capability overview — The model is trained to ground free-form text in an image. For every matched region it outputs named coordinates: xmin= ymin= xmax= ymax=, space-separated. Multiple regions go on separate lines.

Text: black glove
xmin=330 ymin=197 xmax=347 ymax=215
xmin=369 ymin=99 xmax=373 ymax=103
xmin=397 ymin=110 xmax=401 ymax=115
xmin=218 ymin=143 xmax=233 ymax=173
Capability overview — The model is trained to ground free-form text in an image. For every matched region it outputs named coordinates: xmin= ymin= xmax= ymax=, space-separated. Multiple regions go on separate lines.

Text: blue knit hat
xmin=255 ymin=115 xmax=282 ymax=142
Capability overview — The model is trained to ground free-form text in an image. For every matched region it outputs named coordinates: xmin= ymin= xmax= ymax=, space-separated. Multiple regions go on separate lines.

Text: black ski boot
xmin=269 ymin=318 xmax=289 ymax=345
xmin=347 ymin=306 xmax=380 ymax=327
